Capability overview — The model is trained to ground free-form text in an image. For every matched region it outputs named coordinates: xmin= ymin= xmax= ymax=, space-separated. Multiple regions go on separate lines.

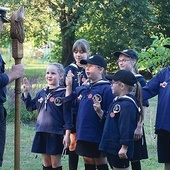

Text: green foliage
xmin=23 ymin=1 xmax=57 ymax=48
xmin=150 ymin=0 xmax=170 ymax=37
xmin=75 ymin=0 xmax=156 ymax=72
xmin=1 ymin=0 xmax=170 ymax=73
xmin=48 ymin=34 xmax=62 ymax=63
xmin=138 ymin=35 xmax=170 ymax=75
xmin=0 ymin=1 xmax=58 ymax=49
xmin=47 ymin=0 xmax=91 ymax=65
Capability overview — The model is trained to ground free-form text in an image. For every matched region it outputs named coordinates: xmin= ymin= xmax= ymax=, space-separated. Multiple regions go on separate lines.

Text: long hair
xmin=72 ymin=39 xmax=90 ymax=54
xmin=126 ymin=82 xmax=144 ymax=122
xmin=134 ymin=82 xmax=144 ymax=122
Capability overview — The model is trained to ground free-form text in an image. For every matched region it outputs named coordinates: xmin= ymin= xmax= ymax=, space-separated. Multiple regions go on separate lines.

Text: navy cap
xmin=80 ymin=54 xmax=107 ymax=69
xmin=164 ymin=45 xmax=170 ymax=49
xmin=0 ymin=7 xmax=10 ymax=23
xmin=114 ymin=49 xmax=138 ymax=60
xmin=106 ymin=70 xmax=137 ymax=86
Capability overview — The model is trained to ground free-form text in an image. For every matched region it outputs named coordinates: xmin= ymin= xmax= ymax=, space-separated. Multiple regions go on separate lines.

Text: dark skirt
xmin=31 ymin=132 xmax=64 ymax=155
xmin=131 ymin=127 xmax=148 ymax=161
xmin=76 ymin=140 xmax=103 ymax=158
xmin=107 ymin=153 xmax=129 ymax=168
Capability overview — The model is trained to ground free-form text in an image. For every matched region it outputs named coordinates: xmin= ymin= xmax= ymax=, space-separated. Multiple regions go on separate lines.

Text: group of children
xmin=21 ymin=39 xmax=170 ymax=170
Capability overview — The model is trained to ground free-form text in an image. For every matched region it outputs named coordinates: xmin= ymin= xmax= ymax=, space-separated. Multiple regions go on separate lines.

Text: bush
xmin=138 ymin=35 xmax=170 ymax=76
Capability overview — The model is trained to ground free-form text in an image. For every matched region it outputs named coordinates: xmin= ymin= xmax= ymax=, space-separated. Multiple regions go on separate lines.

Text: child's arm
xmin=118 ymin=145 xmax=128 ymax=159
xmin=133 ymin=106 xmax=146 ymax=140
xmin=65 ymin=70 xmax=74 ymax=97
xmin=21 ymin=77 xmax=38 ymax=111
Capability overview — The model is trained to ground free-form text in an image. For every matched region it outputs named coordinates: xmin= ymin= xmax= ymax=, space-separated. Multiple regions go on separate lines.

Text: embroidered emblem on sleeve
xmin=54 ymin=97 xmax=62 ymax=106
xmin=92 ymin=94 xmax=102 ymax=103
xmin=160 ymin=81 xmax=167 ymax=88
xmin=110 ymin=104 xmax=120 ymax=118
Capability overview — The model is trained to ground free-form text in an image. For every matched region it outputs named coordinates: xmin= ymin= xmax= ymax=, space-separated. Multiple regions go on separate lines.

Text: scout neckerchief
xmin=70 ymin=63 xmax=85 ymax=86
xmin=38 ymin=86 xmax=65 ymax=112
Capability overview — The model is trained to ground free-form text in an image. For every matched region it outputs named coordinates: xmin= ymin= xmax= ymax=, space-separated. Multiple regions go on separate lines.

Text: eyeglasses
xmin=117 ymin=59 xmax=131 ymax=63
xmin=111 ymin=80 xmax=120 ymax=85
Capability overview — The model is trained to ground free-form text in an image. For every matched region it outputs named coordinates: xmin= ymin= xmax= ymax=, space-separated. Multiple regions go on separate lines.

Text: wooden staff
xmin=10 ymin=6 xmax=25 ymax=170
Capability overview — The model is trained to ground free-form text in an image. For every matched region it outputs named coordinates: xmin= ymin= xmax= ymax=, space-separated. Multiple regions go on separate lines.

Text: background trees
xmin=0 ymin=0 xmax=170 ymax=75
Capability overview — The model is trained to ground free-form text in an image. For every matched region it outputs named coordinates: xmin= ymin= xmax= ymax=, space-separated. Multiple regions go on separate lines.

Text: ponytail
xmin=134 ymin=82 xmax=144 ymax=122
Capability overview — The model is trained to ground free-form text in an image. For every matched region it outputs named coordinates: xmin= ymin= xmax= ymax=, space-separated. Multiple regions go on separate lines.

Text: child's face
xmin=73 ymin=46 xmax=89 ymax=66
xmin=117 ymin=54 xmax=136 ymax=71
xmin=45 ymin=65 xmax=60 ymax=88
xmin=110 ymin=80 xmax=122 ymax=96
xmin=85 ymin=64 xmax=103 ymax=83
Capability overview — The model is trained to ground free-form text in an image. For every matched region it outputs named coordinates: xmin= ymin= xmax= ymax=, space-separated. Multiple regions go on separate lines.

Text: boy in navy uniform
xmin=0 ymin=6 xmax=24 ymax=168
xmin=65 ymin=55 xmax=115 ymax=170
xmin=142 ymin=44 xmax=170 ymax=170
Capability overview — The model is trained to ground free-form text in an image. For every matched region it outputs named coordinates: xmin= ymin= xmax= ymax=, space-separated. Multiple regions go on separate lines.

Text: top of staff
xmin=0 ymin=6 xmax=10 ymax=23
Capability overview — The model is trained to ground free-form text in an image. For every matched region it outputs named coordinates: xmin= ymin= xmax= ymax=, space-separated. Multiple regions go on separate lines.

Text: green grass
xmin=3 ymin=123 xmax=84 ymax=170
xmin=2 ymin=97 xmax=164 ymax=170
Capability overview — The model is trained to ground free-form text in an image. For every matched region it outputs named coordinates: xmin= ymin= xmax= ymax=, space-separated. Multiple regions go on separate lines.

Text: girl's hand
xmin=22 ymin=77 xmax=30 ymax=93
xmin=134 ymin=123 xmax=143 ymax=141
xmin=118 ymin=145 xmax=128 ymax=159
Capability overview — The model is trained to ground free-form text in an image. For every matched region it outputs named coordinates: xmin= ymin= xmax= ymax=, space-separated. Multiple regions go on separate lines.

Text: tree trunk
xmin=61 ymin=30 xmax=75 ymax=66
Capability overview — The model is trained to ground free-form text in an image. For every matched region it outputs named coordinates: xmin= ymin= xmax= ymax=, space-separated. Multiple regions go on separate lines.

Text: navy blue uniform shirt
xmin=65 ymin=79 xmax=115 ymax=143
xmin=21 ymin=86 xmax=73 ymax=135
xmin=142 ymin=67 xmax=170 ymax=132
xmin=64 ymin=62 xmax=87 ymax=115
xmin=0 ymin=54 xmax=9 ymax=103
xmin=99 ymin=94 xmax=139 ymax=159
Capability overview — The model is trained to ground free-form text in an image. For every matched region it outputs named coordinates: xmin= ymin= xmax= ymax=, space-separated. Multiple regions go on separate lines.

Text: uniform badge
xmin=160 ymin=81 xmax=167 ymax=88
xmin=82 ymin=77 xmax=87 ymax=83
xmin=110 ymin=112 xmax=115 ymax=117
xmin=92 ymin=94 xmax=102 ymax=103
xmin=54 ymin=97 xmax=62 ymax=106
xmin=113 ymin=104 xmax=120 ymax=113
xmin=50 ymin=97 xmax=55 ymax=102
xmin=38 ymin=97 xmax=43 ymax=103
xmin=110 ymin=104 xmax=120 ymax=117
xmin=88 ymin=93 xmax=93 ymax=98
